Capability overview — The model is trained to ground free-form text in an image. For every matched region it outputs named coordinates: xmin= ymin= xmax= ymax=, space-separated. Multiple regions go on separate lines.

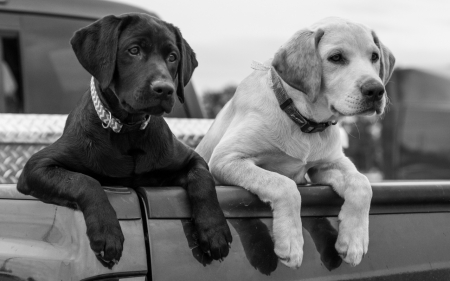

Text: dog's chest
xmin=88 ymin=148 xmax=136 ymax=177
xmin=260 ymin=127 xmax=341 ymax=182
xmin=120 ymin=139 xmax=178 ymax=175
xmin=87 ymin=137 xmax=157 ymax=177
xmin=259 ymin=153 xmax=308 ymax=184
xmin=283 ymin=129 xmax=338 ymax=162
xmin=92 ymin=147 xmax=168 ymax=177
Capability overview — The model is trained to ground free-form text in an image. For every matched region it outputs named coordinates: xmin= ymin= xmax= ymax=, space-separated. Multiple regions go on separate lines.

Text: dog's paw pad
xmin=335 ymin=227 xmax=368 ymax=266
xmin=274 ymin=232 xmax=304 ymax=268
xmin=196 ymin=217 xmax=232 ymax=261
xmin=87 ymin=217 xmax=124 ymax=266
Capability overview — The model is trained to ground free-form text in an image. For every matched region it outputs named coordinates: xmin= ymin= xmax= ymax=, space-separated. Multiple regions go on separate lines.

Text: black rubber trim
xmin=141 ymin=181 xmax=450 ymax=219
xmin=80 ymin=271 xmax=147 ymax=281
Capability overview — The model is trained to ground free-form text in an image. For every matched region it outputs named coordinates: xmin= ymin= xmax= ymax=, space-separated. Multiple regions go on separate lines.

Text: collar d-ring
xmin=101 ymin=110 xmax=113 ymax=129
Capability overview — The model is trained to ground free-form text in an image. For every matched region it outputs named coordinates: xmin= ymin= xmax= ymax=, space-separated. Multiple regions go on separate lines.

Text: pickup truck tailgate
xmin=0 ymin=185 xmax=147 ymax=281
xmin=141 ymin=182 xmax=450 ymax=281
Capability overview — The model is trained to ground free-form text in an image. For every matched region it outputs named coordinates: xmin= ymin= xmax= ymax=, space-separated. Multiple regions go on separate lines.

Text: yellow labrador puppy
xmin=196 ymin=17 xmax=395 ymax=268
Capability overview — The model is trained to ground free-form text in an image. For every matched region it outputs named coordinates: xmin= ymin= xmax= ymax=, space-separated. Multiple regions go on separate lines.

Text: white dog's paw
xmin=274 ymin=232 xmax=304 ymax=268
xmin=335 ymin=216 xmax=369 ymax=266
xmin=272 ymin=216 xmax=304 ymax=268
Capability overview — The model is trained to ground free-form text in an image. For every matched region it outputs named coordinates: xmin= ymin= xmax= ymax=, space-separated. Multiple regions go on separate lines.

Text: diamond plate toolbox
xmin=0 ymin=114 xmax=213 ymax=184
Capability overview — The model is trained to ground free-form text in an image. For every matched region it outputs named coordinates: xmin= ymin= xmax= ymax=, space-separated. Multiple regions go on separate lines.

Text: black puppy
xmin=17 ymin=13 xmax=232 ymax=267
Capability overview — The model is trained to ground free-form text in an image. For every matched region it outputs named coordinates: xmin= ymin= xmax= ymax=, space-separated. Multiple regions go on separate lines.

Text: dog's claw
xmin=95 ymin=251 xmax=104 ymax=258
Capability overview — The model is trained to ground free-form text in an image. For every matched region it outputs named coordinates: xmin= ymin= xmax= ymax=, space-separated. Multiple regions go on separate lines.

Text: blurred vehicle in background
xmin=344 ymin=68 xmax=450 ymax=180
xmin=202 ymin=85 xmax=237 ymax=118
xmin=0 ymin=0 xmax=203 ymax=118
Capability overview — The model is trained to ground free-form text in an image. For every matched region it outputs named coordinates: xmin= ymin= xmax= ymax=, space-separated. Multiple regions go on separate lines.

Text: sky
xmin=111 ymin=0 xmax=450 ymax=96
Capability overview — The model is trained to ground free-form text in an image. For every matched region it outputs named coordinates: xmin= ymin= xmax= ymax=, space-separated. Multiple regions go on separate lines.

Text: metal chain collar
xmin=90 ymin=77 xmax=151 ymax=133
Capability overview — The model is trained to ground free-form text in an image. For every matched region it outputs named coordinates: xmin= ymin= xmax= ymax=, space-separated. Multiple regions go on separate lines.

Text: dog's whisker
xmin=342 ymin=123 xmax=356 ymax=139
xmin=353 ymin=121 xmax=361 ymax=139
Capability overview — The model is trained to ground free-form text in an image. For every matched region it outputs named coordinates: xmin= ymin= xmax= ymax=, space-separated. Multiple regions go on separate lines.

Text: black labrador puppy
xmin=17 ymin=13 xmax=232 ymax=267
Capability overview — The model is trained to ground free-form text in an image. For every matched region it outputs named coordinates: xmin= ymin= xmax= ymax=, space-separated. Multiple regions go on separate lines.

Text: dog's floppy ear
xmin=70 ymin=15 xmax=131 ymax=90
xmin=172 ymin=26 xmax=198 ymax=104
xmin=372 ymin=31 xmax=396 ymax=85
xmin=272 ymin=29 xmax=324 ymax=103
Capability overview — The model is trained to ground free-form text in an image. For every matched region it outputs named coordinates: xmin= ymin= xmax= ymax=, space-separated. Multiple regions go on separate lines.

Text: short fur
xmin=17 ymin=13 xmax=232 ymax=267
xmin=196 ymin=17 xmax=395 ymax=268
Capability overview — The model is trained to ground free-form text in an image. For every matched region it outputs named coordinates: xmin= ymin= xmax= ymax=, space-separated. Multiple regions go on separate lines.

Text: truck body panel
xmin=148 ymin=215 xmax=450 ymax=281
xmin=0 ymin=186 xmax=147 ymax=281
xmin=141 ymin=183 xmax=450 ymax=280
xmin=2 ymin=182 xmax=450 ymax=280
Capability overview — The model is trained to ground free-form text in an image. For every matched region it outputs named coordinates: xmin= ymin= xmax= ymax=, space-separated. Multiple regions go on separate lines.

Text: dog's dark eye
xmin=128 ymin=47 xmax=140 ymax=56
xmin=328 ymin=54 xmax=344 ymax=63
xmin=371 ymin=52 xmax=379 ymax=62
xmin=168 ymin=53 xmax=177 ymax=62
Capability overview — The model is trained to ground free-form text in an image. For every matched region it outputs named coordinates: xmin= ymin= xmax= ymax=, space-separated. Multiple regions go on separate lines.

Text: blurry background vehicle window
xmin=0 ymin=33 xmax=23 ymax=113
xmin=19 ymin=15 xmax=93 ymax=114
xmin=2 ymin=60 xmax=16 ymax=98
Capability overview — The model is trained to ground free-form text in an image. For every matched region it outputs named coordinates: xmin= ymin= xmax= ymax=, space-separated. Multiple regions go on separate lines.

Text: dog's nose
xmin=361 ymin=81 xmax=385 ymax=101
xmin=151 ymin=81 xmax=174 ymax=98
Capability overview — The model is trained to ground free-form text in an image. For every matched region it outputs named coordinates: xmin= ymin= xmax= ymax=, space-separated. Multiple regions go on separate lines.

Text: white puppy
xmin=196 ymin=17 xmax=395 ymax=268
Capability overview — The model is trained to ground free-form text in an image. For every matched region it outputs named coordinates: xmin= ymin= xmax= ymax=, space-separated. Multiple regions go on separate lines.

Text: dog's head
xmin=272 ymin=17 xmax=395 ymax=118
xmin=71 ymin=13 xmax=198 ymax=116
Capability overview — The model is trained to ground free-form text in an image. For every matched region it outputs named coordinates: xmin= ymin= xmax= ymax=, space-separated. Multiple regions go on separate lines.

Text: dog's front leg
xmin=210 ymin=151 xmax=304 ymax=268
xmin=177 ymin=153 xmax=233 ymax=261
xmin=308 ymin=157 xmax=372 ymax=266
xmin=17 ymin=153 xmax=124 ymax=266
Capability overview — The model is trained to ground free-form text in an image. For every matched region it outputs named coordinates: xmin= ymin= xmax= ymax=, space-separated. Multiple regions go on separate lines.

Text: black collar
xmin=269 ymin=67 xmax=336 ymax=133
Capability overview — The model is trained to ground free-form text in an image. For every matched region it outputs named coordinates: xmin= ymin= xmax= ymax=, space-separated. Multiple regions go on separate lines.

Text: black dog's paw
xmin=181 ymin=220 xmax=213 ymax=266
xmin=85 ymin=210 xmax=125 ymax=267
xmin=195 ymin=212 xmax=232 ymax=261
